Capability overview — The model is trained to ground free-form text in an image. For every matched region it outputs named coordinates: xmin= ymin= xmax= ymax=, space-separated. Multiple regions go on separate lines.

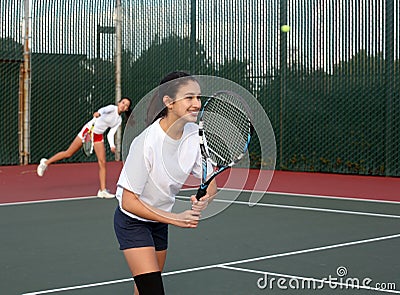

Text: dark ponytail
xmin=121 ymin=96 xmax=132 ymax=118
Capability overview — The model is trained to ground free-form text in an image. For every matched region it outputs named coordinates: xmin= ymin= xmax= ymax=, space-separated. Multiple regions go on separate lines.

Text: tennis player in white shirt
xmin=37 ymin=97 xmax=132 ymax=199
xmin=114 ymin=72 xmax=217 ymax=295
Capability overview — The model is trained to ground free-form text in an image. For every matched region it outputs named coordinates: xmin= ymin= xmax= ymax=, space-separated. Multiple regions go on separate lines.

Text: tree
xmin=215 ymin=58 xmax=254 ymax=93
xmin=256 ymin=50 xmax=395 ymax=174
xmin=122 ymin=34 xmax=214 ymax=104
xmin=0 ymin=37 xmax=23 ymax=58
xmin=0 ymin=38 xmax=23 ymax=164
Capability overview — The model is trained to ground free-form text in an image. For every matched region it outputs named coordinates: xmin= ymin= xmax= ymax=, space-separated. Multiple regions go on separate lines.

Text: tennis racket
xmin=196 ymin=91 xmax=252 ymax=200
xmin=82 ymin=121 xmax=95 ymax=157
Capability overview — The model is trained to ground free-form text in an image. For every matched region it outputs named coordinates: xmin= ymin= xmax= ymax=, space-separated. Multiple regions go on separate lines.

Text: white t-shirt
xmin=85 ymin=105 xmax=122 ymax=148
xmin=116 ymin=118 xmax=212 ymax=222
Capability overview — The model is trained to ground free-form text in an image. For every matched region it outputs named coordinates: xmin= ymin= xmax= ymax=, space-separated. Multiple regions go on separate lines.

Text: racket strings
xmin=82 ymin=129 xmax=94 ymax=156
xmin=202 ymin=98 xmax=250 ymax=166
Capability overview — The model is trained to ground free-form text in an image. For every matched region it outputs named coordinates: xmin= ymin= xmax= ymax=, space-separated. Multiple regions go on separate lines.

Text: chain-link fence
xmin=1 ymin=0 xmax=399 ymax=176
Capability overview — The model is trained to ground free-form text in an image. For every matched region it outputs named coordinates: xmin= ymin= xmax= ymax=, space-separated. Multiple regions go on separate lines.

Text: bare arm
xmin=121 ymin=188 xmax=201 ymax=228
xmin=206 ymin=178 xmax=217 ymax=201
xmin=191 ymin=178 xmax=217 ymax=211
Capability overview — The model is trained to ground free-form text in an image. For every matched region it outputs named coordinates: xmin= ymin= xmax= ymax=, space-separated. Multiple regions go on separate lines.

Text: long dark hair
xmin=121 ymin=96 xmax=132 ymax=118
xmin=146 ymin=71 xmax=198 ymax=125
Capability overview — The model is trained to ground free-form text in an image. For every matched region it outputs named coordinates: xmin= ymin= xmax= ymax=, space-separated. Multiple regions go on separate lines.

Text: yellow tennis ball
xmin=281 ymin=25 xmax=290 ymax=33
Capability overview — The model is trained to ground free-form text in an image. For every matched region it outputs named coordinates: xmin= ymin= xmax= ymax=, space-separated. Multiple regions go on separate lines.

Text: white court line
xmin=21 ymin=278 xmax=134 ymax=295
xmin=3 ymin=191 xmax=398 ymax=221
xmin=0 ymin=196 xmax=98 ymax=207
xmin=181 ymin=187 xmax=400 ymax=205
xmin=212 ymin=198 xmax=400 ymax=219
xmin=219 ymin=265 xmax=400 ymax=294
xmin=21 ymin=233 xmax=400 ymax=295
xmin=267 ymin=190 xmax=400 ymax=205
xmin=4 ymin=194 xmax=398 ymax=223
xmin=4 ymin=187 xmax=400 ymax=207
xmin=176 ymin=195 xmax=400 ymax=219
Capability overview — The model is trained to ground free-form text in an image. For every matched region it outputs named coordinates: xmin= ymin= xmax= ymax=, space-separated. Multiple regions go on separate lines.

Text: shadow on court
xmin=1 ymin=191 xmax=399 ymax=295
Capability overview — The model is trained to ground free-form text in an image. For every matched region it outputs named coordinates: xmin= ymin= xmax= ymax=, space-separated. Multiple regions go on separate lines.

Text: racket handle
xmin=196 ymin=187 xmax=208 ymax=200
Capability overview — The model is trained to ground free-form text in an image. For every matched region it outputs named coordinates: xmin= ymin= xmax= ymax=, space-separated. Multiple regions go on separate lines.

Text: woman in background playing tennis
xmin=114 ymin=71 xmax=217 ymax=295
xmin=36 ymin=97 xmax=132 ymax=199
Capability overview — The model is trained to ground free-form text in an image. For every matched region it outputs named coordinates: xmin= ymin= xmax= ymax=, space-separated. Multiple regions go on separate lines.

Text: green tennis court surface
xmin=1 ymin=190 xmax=399 ymax=294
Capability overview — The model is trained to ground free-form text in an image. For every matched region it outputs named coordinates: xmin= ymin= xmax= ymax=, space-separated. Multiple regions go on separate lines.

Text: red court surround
xmin=0 ymin=162 xmax=399 ymax=204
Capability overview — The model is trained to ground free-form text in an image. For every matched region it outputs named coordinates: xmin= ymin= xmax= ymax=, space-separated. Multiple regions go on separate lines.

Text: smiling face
xmin=164 ymin=80 xmax=201 ymax=123
xmin=117 ymin=98 xmax=131 ymax=114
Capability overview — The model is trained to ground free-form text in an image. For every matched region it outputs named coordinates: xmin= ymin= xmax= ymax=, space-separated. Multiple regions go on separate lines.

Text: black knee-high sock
xmin=134 ymin=271 xmax=165 ymax=295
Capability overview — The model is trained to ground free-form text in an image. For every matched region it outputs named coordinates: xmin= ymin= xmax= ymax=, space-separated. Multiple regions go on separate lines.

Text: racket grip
xmin=195 ymin=187 xmax=208 ymax=200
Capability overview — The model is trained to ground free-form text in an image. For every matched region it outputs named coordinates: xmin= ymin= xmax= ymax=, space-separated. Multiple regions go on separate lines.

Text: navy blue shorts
xmin=114 ymin=207 xmax=168 ymax=251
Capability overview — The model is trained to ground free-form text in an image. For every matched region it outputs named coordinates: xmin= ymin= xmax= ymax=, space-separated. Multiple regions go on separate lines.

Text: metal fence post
xmin=385 ymin=0 xmax=394 ymax=176
xmin=115 ymin=0 xmax=122 ymax=161
xmin=279 ymin=0 xmax=288 ymax=169
xmin=190 ymin=0 xmax=196 ymax=73
xmin=20 ymin=0 xmax=31 ymax=165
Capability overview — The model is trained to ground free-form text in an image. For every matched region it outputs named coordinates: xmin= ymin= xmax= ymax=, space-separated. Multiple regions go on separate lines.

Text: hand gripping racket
xmin=196 ymin=91 xmax=252 ymax=200
xmin=82 ymin=120 xmax=96 ymax=157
